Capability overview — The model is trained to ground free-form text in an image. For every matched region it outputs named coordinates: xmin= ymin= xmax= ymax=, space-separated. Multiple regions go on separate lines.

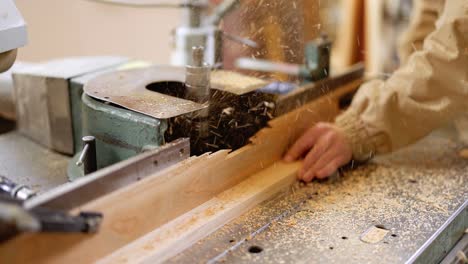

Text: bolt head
xmin=82 ymin=136 xmax=96 ymax=143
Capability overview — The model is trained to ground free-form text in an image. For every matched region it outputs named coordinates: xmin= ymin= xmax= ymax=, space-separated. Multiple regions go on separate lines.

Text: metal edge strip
xmin=24 ymin=138 xmax=190 ymax=211
xmin=406 ymin=199 xmax=468 ymax=264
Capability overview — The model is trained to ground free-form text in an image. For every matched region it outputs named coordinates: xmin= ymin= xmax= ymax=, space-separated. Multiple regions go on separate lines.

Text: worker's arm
xmin=398 ymin=0 xmax=445 ymax=64
xmin=286 ymin=0 xmax=468 ymax=182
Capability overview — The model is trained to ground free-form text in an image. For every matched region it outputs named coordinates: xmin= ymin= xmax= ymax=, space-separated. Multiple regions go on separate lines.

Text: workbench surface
xmin=0 ymin=121 xmax=466 ymax=263
xmin=170 ymin=129 xmax=468 ymax=263
xmin=0 ymin=131 xmax=69 ymax=193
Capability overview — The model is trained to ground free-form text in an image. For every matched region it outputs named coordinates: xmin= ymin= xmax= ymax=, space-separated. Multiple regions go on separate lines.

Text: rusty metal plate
xmin=84 ymin=65 xmax=205 ymax=119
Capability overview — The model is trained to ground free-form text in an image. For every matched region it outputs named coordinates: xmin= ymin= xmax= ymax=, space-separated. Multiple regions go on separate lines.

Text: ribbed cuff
xmin=335 ymin=109 xmax=391 ymax=161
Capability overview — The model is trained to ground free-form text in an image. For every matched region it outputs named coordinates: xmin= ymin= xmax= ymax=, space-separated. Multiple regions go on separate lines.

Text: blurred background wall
xmin=15 ymin=0 xmax=180 ymax=63
xmin=14 ymin=0 xmax=412 ymax=75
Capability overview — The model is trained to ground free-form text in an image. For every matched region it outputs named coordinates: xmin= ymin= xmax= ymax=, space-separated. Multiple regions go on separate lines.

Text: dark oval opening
xmin=375 ymin=225 xmax=388 ymax=230
xmin=0 ymin=118 xmax=15 ymax=135
xmin=248 ymin=245 xmax=263 ymax=254
xmin=146 ymin=81 xmax=186 ymax=99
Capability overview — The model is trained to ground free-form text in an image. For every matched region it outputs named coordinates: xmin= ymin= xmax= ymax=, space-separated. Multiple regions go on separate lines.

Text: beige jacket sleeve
xmin=398 ymin=0 xmax=446 ymax=64
xmin=335 ymin=0 xmax=468 ymax=161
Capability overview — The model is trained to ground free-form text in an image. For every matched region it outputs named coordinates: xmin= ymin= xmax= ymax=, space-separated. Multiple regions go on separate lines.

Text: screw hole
xmin=383 ymin=241 xmax=389 ymax=244
xmin=329 ymin=246 xmax=334 ymax=250
xmin=229 ymin=239 xmax=235 ymax=243
xmin=248 ymin=245 xmax=263 ymax=254
xmin=374 ymin=225 xmax=388 ymax=230
xmin=409 ymin=179 xmax=417 ymax=184
xmin=391 ymin=234 xmax=397 ymax=237
xmin=341 ymin=236 xmax=348 ymax=240
xmin=104 ymin=96 xmax=109 ymax=99
xmin=153 ymin=160 xmax=159 ymax=166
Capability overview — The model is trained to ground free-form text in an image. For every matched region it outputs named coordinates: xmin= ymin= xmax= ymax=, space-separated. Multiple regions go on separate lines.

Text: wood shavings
xmin=211 ymin=70 xmax=269 ymax=95
xmin=170 ymin=132 xmax=468 ymax=264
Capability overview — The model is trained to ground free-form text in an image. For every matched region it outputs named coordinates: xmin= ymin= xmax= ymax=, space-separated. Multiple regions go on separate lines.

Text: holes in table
xmin=248 ymin=245 xmax=263 ymax=254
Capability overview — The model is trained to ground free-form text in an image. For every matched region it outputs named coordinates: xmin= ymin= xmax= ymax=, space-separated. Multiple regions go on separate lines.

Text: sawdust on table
xmin=169 ymin=133 xmax=468 ymax=263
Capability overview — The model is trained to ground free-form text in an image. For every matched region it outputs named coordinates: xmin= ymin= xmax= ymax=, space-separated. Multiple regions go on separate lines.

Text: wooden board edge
xmin=0 ymin=78 xmax=362 ymax=264
xmin=98 ymin=162 xmax=302 ymax=264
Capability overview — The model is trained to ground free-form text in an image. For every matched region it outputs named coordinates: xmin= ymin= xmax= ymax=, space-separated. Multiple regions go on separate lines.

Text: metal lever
xmin=204 ymin=0 xmax=240 ymax=26
xmin=222 ymin=31 xmax=258 ymax=48
xmin=0 ymin=176 xmax=35 ymax=201
xmin=76 ymin=136 xmax=97 ymax=175
xmin=0 ymin=197 xmax=103 ymax=241
xmin=235 ymin=34 xmax=332 ymax=82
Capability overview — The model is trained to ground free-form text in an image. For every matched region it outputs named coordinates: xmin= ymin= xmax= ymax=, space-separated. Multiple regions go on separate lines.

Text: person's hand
xmin=284 ymin=123 xmax=353 ymax=182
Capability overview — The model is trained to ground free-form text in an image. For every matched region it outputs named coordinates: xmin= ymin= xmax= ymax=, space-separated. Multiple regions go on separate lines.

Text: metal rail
xmin=407 ymin=200 xmax=468 ymax=264
xmin=24 ymin=138 xmax=190 ymax=211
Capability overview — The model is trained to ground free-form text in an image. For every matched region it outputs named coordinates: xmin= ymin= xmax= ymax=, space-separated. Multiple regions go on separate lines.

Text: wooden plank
xmin=0 ymin=79 xmax=361 ymax=264
xmin=99 ymin=161 xmax=302 ymax=264
xmin=332 ymin=0 xmax=364 ymax=71
xmin=302 ymin=0 xmax=320 ymax=42
xmin=364 ymin=0 xmax=384 ymax=76
xmin=0 ymin=154 xmax=214 ymax=264
xmin=210 ymin=70 xmax=269 ymax=95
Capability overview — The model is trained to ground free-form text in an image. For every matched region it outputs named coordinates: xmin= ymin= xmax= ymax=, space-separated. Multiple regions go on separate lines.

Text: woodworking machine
xmin=0 ymin=0 xmax=27 ymax=73
xmin=0 ymin=0 xmax=466 ymax=263
xmin=89 ymin=0 xmax=248 ymax=67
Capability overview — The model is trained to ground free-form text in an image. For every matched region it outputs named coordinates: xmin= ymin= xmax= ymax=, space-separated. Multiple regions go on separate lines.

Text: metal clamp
xmin=0 ymin=176 xmax=35 ymax=201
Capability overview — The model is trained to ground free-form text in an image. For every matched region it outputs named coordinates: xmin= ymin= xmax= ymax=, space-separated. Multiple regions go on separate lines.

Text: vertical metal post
xmin=76 ymin=136 xmax=97 ymax=175
xmin=185 ymin=46 xmax=211 ymax=138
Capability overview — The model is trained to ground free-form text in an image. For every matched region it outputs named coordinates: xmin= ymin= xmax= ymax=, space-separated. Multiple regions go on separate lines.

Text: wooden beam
xmin=100 ymin=162 xmax=302 ymax=264
xmin=364 ymin=0 xmax=384 ymax=75
xmin=302 ymin=0 xmax=320 ymax=42
xmin=0 ymin=79 xmax=362 ymax=264
xmin=332 ymin=0 xmax=365 ymax=71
